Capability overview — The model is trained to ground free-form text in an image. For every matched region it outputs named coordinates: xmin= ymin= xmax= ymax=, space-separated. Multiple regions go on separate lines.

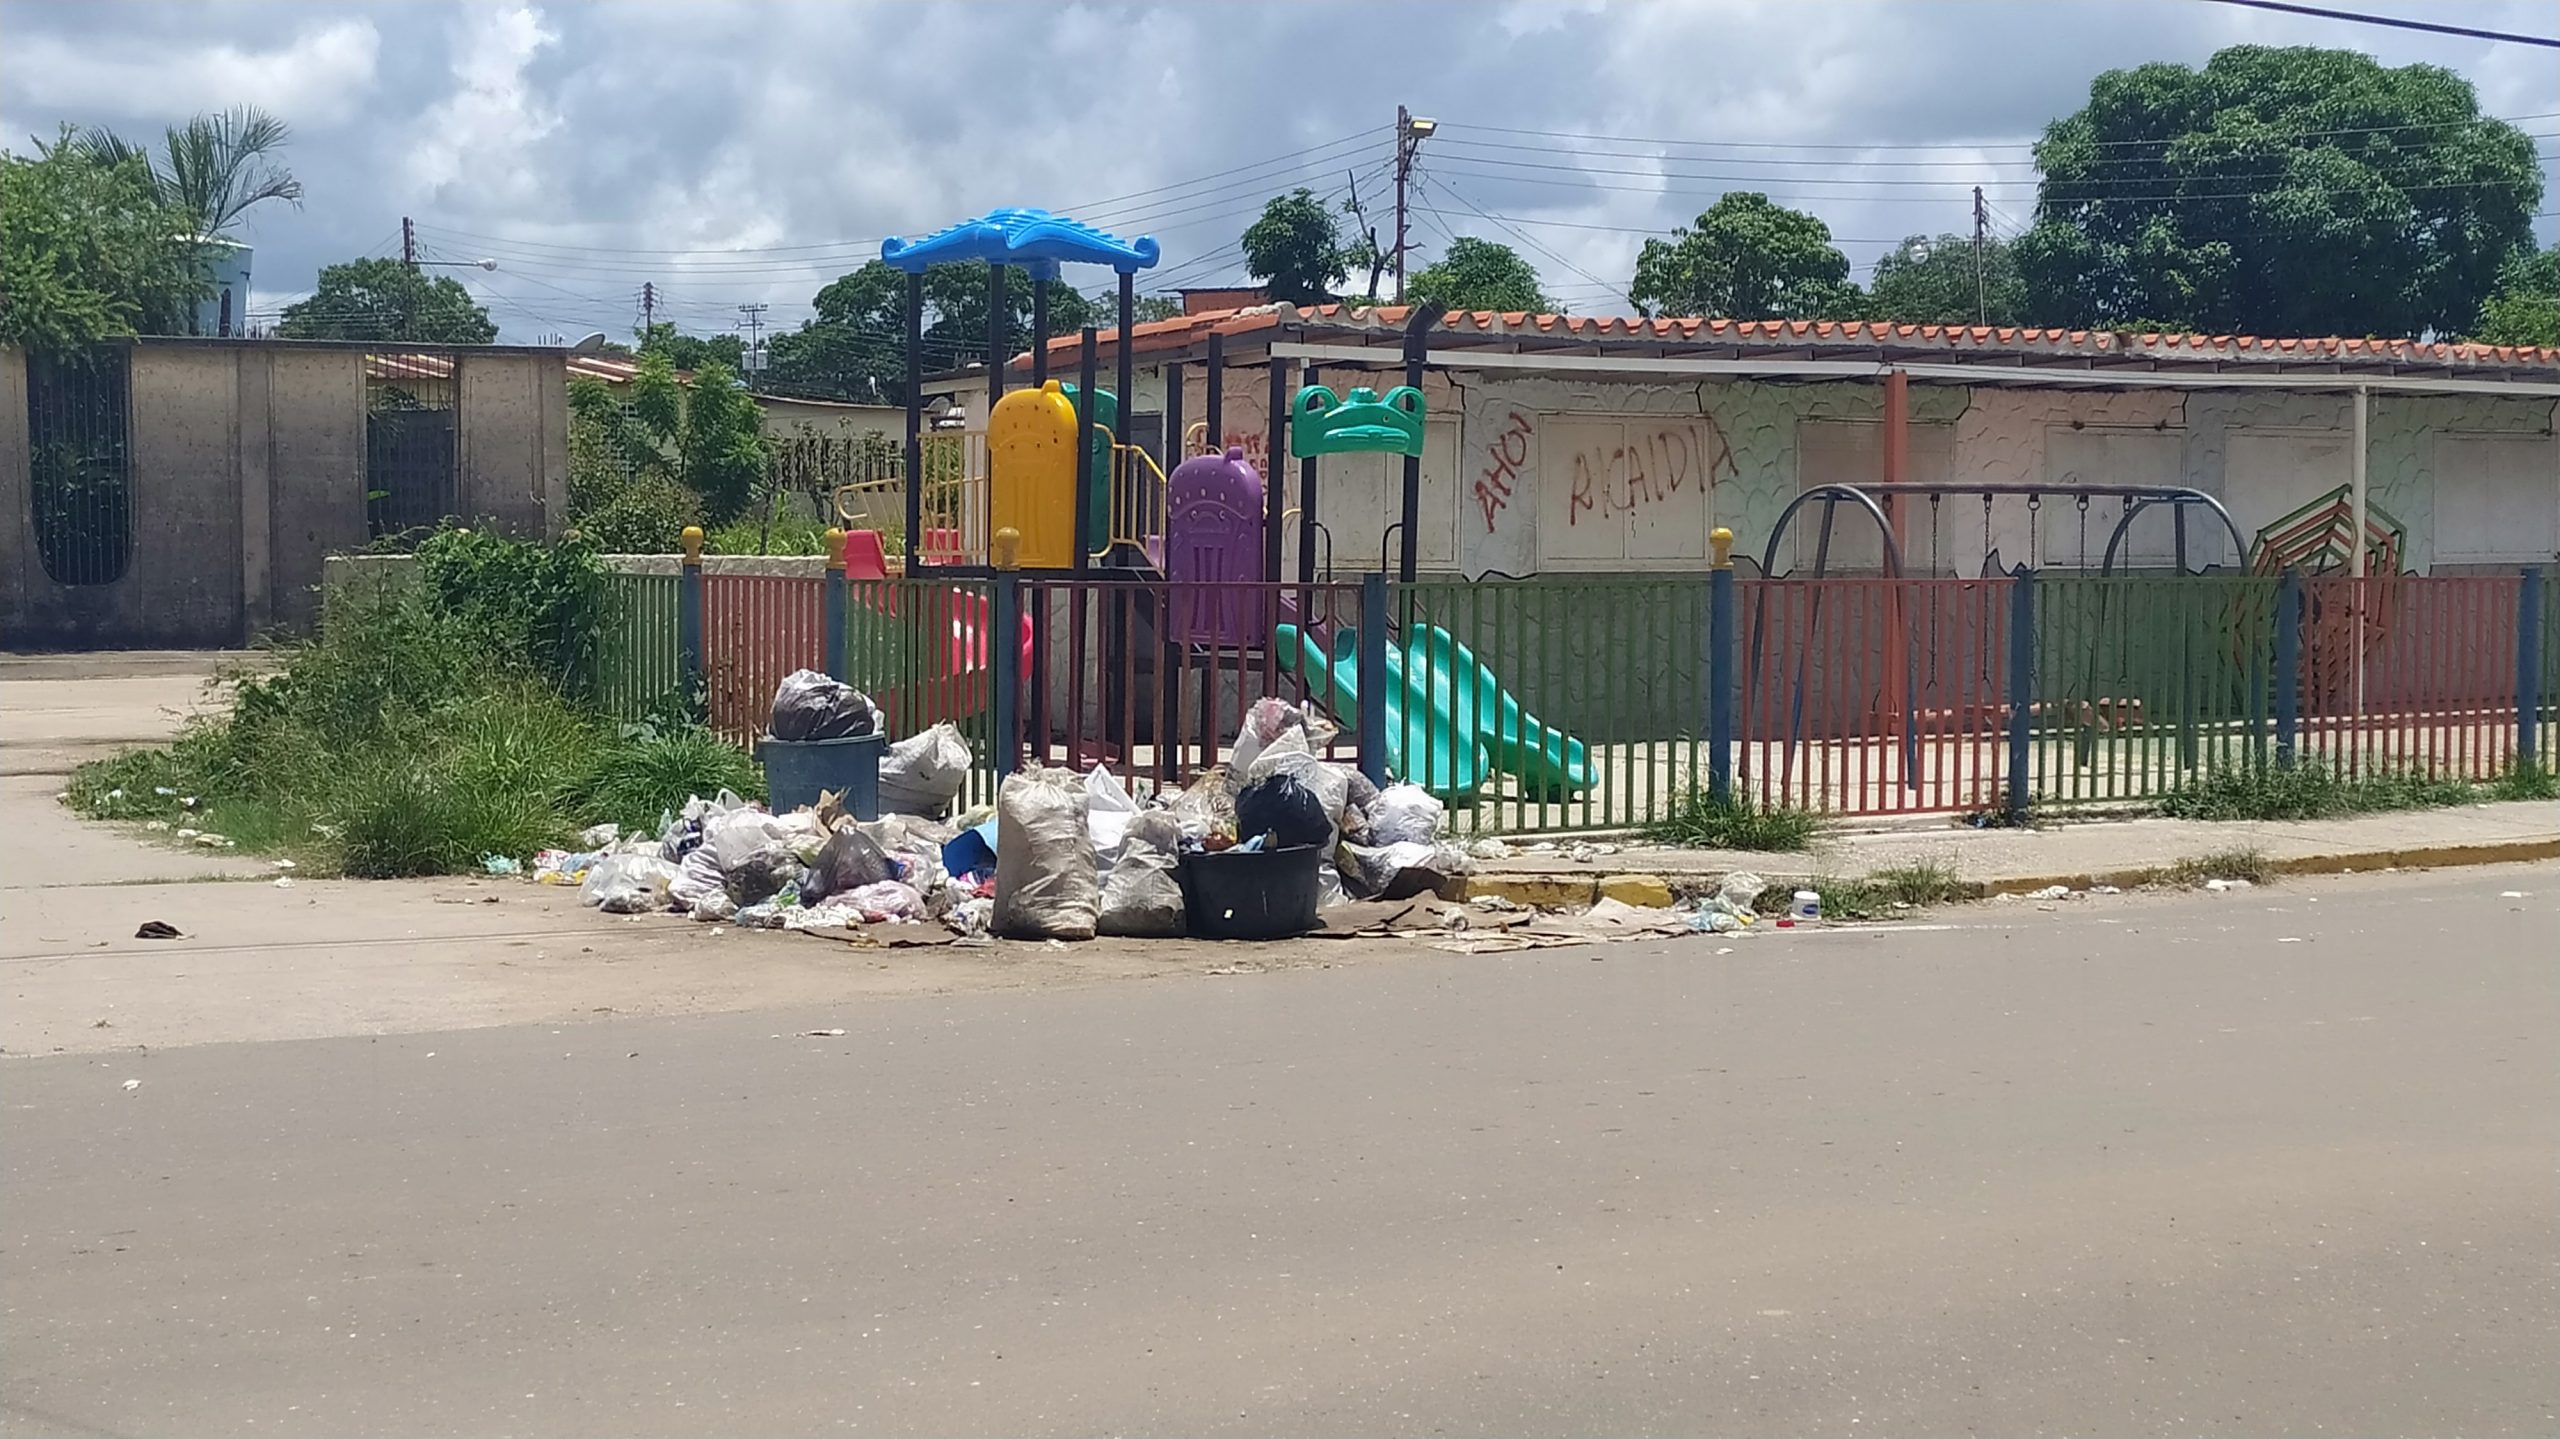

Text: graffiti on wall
xmin=1472 ymin=410 xmax=1534 ymax=534
xmin=1564 ymin=421 xmax=1736 ymax=527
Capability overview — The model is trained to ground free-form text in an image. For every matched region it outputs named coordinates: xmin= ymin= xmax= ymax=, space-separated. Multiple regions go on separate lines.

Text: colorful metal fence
xmin=594 ymin=571 xmax=685 ymax=720
xmin=598 ymin=562 xmax=2557 ymax=832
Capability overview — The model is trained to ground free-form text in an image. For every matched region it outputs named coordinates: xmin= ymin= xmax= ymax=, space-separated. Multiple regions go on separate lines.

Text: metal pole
xmin=2275 ymin=569 xmax=2302 ymax=769
xmin=1297 ymin=363 xmax=1321 ymax=584
xmin=1709 ymin=529 xmax=1735 ymax=804
xmin=985 ymin=263 xmax=1008 ymax=413
xmin=2520 ymin=565 xmax=2545 ymax=766
xmin=1163 ymin=360 xmax=1185 ymax=471
xmin=902 ymin=271 xmax=923 ymax=570
xmin=1358 ymin=572 xmax=1389 ymax=785
xmin=993 ymin=536 xmax=1023 ymax=777
xmin=1398 ymin=302 xmax=1443 ymax=584
xmin=678 ymin=525 xmax=706 ymax=721
xmin=1074 ymin=327 xmax=1098 ymax=573
xmin=2005 ymin=564 xmax=2035 ymax=825
xmin=822 ymin=527 xmax=847 ymax=681
xmin=1117 ymin=271 xmax=1136 ymax=560
xmin=1265 ymin=358 xmax=1288 ymax=584
xmin=1031 ymin=276 xmax=1050 ymax=385
xmin=1204 ymin=332 xmax=1224 ymax=454
xmin=1392 ymin=105 xmax=1410 ymax=304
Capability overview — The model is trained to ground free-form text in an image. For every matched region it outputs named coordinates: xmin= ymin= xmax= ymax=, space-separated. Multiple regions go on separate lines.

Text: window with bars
xmin=26 ymin=348 xmax=134 ymax=587
xmin=365 ymin=359 xmax=460 ymax=540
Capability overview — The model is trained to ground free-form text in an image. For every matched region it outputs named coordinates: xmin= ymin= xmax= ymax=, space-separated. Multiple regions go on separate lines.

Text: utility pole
xmin=1971 ymin=186 xmax=1989 ymax=326
xmin=402 ymin=216 xmax=416 ymax=270
xmin=641 ymin=282 xmax=657 ymax=332
xmin=737 ymin=302 xmax=768 ymax=375
xmin=1391 ymin=107 xmax=1437 ymax=303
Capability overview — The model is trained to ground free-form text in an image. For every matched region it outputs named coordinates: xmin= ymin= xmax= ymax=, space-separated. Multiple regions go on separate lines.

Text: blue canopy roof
xmin=880 ymin=207 xmax=1161 ymax=278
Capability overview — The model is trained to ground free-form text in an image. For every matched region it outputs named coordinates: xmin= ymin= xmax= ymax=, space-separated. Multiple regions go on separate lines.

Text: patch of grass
xmin=1644 ymin=789 xmax=1820 ymax=852
xmin=1752 ymin=859 xmax=1966 ymax=921
xmin=577 ymin=722 xmax=764 ymax=835
xmin=2158 ymin=761 xmax=2471 ymax=822
xmin=2160 ymin=846 xmax=2272 ymax=888
xmin=2488 ymin=760 xmax=2559 ymax=802
xmin=65 ymin=572 xmax=760 ymax=879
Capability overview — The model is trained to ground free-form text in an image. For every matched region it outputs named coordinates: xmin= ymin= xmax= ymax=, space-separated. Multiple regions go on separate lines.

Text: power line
xmin=2181 ymin=0 xmax=2560 ymax=47
xmin=1420 ymin=156 xmax=2557 ymax=207
xmin=1438 ymin=109 xmax=2560 ymax=155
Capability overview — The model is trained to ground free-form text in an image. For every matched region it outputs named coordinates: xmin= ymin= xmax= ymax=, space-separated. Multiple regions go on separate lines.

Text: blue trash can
xmin=759 ymin=734 xmax=883 ymax=818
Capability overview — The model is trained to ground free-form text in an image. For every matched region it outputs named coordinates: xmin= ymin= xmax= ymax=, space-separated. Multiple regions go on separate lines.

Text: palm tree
xmin=70 ymin=105 xmax=302 ymax=238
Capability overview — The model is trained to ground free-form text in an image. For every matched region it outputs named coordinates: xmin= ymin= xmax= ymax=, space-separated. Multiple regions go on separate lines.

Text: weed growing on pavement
xmin=1753 ymin=859 xmax=1966 ymax=920
xmin=2160 ymin=847 xmax=2271 ymax=888
xmin=578 ymin=721 xmax=764 ymax=835
xmin=1645 ymin=789 xmax=1819 ymax=851
xmin=2158 ymin=761 xmax=2471 ymax=822
xmin=2488 ymin=760 xmax=2559 ymax=802
xmin=64 ymin=531 xmax=755 ymax=878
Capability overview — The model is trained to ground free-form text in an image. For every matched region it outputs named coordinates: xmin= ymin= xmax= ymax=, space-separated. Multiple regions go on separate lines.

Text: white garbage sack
xmin=1367 ymin=783 xmax=1444 ymax=846
xmin=1098 ymin=811 xmax=1186 ymax=937
xmin=580 ymin=853 xmax=677 ymax=914
xmin=993 ymin=768 xmax=1097 ymax=940
xmin=668 ymin=848 xmax=726 ymax=911
xmin=846 ymin=880 xmax=927 ymax=922
xmin=706 ymin=807 xmax=792 ymax=873
xmin=1085 ymin=764 xmax=1139 ymax=881
xmin=878 ymin=721 xmax=974 ymax=818
xmin=1229 ymin=697 xmax=1339 ymax=783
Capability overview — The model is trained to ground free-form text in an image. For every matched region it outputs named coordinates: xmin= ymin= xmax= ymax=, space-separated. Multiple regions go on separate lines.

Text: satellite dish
xmin=571 ymin=331 xmax=609 ymax=353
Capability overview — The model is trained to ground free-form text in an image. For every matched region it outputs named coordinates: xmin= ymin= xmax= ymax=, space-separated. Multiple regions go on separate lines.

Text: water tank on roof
xmin=188 ymin=237 xmax=253 ymax=338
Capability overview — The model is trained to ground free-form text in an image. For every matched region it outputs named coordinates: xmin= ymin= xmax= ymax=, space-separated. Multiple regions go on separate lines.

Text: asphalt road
xmin=6 ymin=867 xmax=2554 ymax=1438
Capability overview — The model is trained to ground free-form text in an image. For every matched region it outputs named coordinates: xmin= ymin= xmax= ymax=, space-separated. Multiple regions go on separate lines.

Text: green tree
xmin=68 ymin=105 xmax=301 ymax=239
xmin=1628 ymin=192 xmax=1855 ymax=320
xmin=764 ymin=259 xmax=1096 ymax=404
xmin=637 ymin=322 xmax=747 ymax=371
xmin=569 ymin=353 xmax=767 ymax=524
xmin=1133 ymin=294 xmax=1184 ymax=323
xmin=2015 ymin=46 xmax=2543 ymax=337
xmin=2469 ymin=244 xmax=2557 ymax=348
xmin=1241 ymin=188 xmax=1345 ymax=304
xmin=0 ymin=130 xmax=205 ymax=347
xmin=1861 ymin=232 xmax=2029 ymax=326
xmin=1406 ymin=237 xmax=1552 ymax=313
xmin=277 ymin=258 xmax=498 ymax=343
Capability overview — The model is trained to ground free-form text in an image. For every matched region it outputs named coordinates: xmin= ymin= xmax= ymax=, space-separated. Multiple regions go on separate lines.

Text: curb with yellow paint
xmin=1459 ymin=836 xmax=2559 ymax=909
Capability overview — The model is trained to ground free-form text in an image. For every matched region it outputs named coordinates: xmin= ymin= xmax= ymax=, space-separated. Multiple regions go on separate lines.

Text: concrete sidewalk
xmin=1467 ymin=800 xmax=2560 ymax=906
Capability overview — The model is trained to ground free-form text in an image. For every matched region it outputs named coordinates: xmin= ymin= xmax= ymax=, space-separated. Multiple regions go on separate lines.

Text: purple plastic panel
xmin=1166 ymin=446 xmax=1267 ymax=646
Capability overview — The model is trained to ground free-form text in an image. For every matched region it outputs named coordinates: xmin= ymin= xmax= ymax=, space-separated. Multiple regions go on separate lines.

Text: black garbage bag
xmin=769 ymin=669 xmax=878 ymax=742
xmin=802 ymin=826 xmax=894 ymax=904
xmin=1235 ymin=772 xmax=1332 ymax=851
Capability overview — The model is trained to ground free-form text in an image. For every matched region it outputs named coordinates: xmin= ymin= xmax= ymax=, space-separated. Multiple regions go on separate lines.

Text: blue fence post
xmin=1357 ymin=571 xmax=1390 ymax=786
xmin=2005 ymin=564 xmax=2035 ymax=825
xmin=677 ymin=525 xmax=706 ymax=721
xmin=1708 ymin=527 xmax=1735 ymax=804
xmin=2520 ymin=565 xmax=2544 ymax=767
xmin=2274 ymin=569 xmax=2301 ymax=769
xmin=991 ymin=527 xmax=1023 ymax=779
xmin=821 ymin=527 xmax=848 ymax=682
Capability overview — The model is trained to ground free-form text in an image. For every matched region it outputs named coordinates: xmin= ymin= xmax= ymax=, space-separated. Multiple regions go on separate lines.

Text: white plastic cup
xmin=1791 ymin=889 xmax=1822 ymax=921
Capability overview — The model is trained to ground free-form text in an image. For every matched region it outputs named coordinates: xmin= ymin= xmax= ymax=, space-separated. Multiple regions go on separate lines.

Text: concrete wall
xmin=457 ymin=353 xmax=568 ymax=536
xmin=3 ymin=342 xmax=569 ymax=650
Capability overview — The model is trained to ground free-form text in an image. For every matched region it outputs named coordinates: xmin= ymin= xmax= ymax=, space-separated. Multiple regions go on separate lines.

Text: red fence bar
xmin=700 ymin=572 xmax=826 ymax=745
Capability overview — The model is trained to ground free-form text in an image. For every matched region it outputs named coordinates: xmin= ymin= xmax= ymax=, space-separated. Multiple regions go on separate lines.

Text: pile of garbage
xmin=534 ymin=697 xmax=1470 ymax=943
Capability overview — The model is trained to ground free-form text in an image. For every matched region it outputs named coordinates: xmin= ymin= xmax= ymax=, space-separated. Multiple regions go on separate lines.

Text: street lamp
xmin=417 ymin=257 xmax=498 ymax=271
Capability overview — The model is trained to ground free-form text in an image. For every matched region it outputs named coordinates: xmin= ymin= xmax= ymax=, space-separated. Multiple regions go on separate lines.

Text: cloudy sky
xmin=4 ymin=0 xmax=2553 ymax=344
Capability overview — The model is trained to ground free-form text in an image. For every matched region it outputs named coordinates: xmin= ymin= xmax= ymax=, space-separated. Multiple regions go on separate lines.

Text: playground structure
xmin=749 ymin=206 xmax=2555 ymax=826
xmin=817 ymin=208 xmax=1591 ymax=805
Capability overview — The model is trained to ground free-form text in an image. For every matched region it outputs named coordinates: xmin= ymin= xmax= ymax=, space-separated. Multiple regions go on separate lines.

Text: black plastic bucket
xmin=1178 ymin=845 xmax=1323 ymax=940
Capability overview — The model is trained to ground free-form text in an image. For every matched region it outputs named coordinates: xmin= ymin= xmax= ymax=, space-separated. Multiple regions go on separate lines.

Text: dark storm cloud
xmin=4 ymin=0 xmax=2552 ymax=340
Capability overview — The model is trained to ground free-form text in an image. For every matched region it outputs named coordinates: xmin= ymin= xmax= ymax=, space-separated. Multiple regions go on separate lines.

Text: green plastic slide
xmin=1276 ymin=621 xmax=1594 ymax=804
